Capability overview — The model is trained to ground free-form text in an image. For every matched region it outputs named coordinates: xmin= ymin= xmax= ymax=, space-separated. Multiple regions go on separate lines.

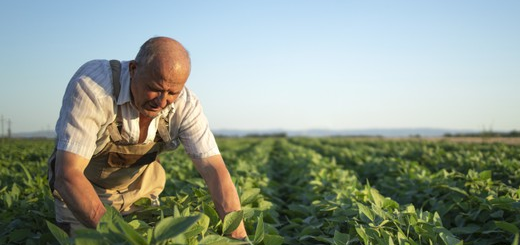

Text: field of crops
xmin=1 ymin=137 xmax=520 ymax=244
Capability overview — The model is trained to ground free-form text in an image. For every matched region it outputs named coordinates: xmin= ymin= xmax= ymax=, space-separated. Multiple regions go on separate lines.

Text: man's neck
xmin=138 ymin=114 xmax=154 ymax=143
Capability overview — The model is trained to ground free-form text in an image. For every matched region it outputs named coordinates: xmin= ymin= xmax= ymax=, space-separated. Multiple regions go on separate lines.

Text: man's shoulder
xmin=67 ymin=59 xmax=115 ymax=100
xmin=170 ymin=87 xmax=203 ymax=118
xmin=77 ymin=59 xmax=110 ymax=71
xmin=177 ymin=86 xmax=200 ymax=104
xmin=71 ymin=59 xmax=111 ymax=82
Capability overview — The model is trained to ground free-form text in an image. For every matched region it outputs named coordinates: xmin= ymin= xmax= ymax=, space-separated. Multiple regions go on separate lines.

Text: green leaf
xmin=490 ymin=210 xmax=504 ymax=218
xmin=4 ymin=193 xmax=12 ymax=208
xmin=132 ymin=197 xmax=152 ymax=207
xmin=478 ymin=170 xmax=492 ymax=180
xmin=240 ymin=188 xmax=261 ymax=206
xmin=128 ymin=219 xmax=151 ymax=231
xmin=262 ymin=234 xmax=284 ymax=245
xmin=197 ymin=213 xmax=211 ymax=235
xmin=147 ymin=229 xmax=153 ymax=244
xmin=495 ymin=221 xmax=519 ymax=234
xmin=333 ymin=230 xmax=350 ymax=245
xmin=242 ymin=207 xmax=256 ymax=220
xmin=438 ymin=185 xmax=468 ymax=197
xmin=183 ymin=223 xmax=206 ymax=239
xmin=75 ymin=237 xmax=107 ymax=245
xmin=253 ymin=213 xmax=264 ymax=244
xmin=152 ymin=215 xmax=201 ymax=243
xmin=312 ymin=235 xmax=334 ymax=243
xmin=173 ymin=205 xmax=181 ymax=217
xmin=74 ymin=229 xmax=109 ymax=245
xmin=434 ymin=227 xmax=462 ymax=245
xmin=355 ymin=226 xmax=369 ymax=244
xmin=113 ymin=219 xmax=147 ymax=245
xmin=199 ymin=234 xmax=250 ymax=245
xmin=299 ymin=226 xmax=321 ymax=237
xmin=97 ymin=205 xmax=123 ymax=234
xmin=9 ymin=228 xmax=32 ymax=243
xmin=203 ymin=202 xmax=220 ymax=226
xmin=490 ymin=197 xmax=516 ymax=209
xmin=11 ymin=183 xmax=21 ymax=197
xmin=369 ymin=187 xmax=385 ymax=208
xmin=357 ymin=203 xmax=374 ymax=222
xmin=17 ymin=163 xmax=33 ymax=185
xmin=513 ymin=233 xmax=519 ymax=245
xmin=382 ymin=198 xmax=399 ymax=210
xmin=450 ymin=224 xmax=480 ymax=234
xmin=433 ymin=212 xmax=443 ymax=226
xmin=222 ymin=210 xmax=244 ymax=235
xmin=381 ymin=230 xmax=394 ymax=245
xmin=182 ymin=206 xmax=191 ymax=217
xmin=93 ymin=206 xmax=140 ymax=244
xmin=378 ymin=219 xmax=391 ymax=228
xmin=46 ymin=220 xmax=70 ymax=245
xmin=396 ymin=227 xmax=420 ymax=245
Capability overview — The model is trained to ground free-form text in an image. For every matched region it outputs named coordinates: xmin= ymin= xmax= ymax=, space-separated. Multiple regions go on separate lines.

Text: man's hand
xmin=230 ymin=225 xmax=248 ymax=240
xmin=54 ymin=150 xmax=106 ymax=228
xmin=192 ymin=154 xmax=248 ymax=239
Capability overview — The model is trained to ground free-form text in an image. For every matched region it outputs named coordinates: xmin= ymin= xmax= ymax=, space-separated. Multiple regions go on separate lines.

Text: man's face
xmin=129 ymin=60 xmax=188 ymax=118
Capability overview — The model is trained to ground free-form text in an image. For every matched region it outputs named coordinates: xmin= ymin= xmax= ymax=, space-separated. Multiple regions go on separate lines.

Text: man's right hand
xmin=54 ymin=150 xmax=106 ymax=228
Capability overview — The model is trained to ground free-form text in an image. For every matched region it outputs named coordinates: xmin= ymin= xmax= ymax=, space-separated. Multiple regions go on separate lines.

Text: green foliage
xmin=2 ymin=137 xmax=520 ymax=244
xmin=0 ymin=139 xmax=56 ymax=244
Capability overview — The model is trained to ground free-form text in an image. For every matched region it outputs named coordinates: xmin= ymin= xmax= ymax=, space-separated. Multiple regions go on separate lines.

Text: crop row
xmin=1 ymin=138 xmax=519 ymax=244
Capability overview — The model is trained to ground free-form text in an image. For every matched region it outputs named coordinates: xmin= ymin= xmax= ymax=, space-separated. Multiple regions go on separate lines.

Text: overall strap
xmin=109 ymin=60 xmax=122 ymax=100
xmin=108 ymin=60 xmax=124 ymax=143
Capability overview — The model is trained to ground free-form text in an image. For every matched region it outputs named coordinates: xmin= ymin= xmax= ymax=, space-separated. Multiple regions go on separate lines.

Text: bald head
xmin=135 ymin=37 xmax=191 ymax=78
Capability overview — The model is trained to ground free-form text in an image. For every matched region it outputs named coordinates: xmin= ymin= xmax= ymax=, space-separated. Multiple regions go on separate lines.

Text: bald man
xmin=48 ymin=37 xmax=247 ymax=239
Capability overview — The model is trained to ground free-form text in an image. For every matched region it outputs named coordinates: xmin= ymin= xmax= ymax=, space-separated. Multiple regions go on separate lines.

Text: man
xmin=48 ymin=36 xmax=247 ymax=239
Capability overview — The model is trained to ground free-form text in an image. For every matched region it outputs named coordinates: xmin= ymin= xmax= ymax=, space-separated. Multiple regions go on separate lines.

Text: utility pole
xmin=7 ymin=119 xmax=11 ymax=138
xmin=1 ymin=115 xmax=4 ymax=137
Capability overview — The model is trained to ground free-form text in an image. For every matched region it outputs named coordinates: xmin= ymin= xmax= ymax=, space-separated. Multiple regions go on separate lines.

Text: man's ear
xmin=129 ymin=60 xmax=137 ymax=77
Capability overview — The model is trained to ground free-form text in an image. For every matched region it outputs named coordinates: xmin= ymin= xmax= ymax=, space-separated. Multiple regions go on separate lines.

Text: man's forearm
xmin=206 ymin=166 xmax=247 ymax=239
xmin=193 ymin=155 xmax=248 ymax=239
xmin=55 ymin=171 xmax=106 ymax=228
xmin=206 ymin=165 xmax=242 ymax=216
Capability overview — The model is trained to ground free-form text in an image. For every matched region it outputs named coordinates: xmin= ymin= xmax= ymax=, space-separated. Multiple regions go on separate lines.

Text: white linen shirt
xmin=55 ymin=59 xmax=220 ymax=159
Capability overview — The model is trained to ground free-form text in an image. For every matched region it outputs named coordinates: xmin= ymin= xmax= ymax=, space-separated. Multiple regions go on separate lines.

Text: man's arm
xmin=54 ymin=150 xmax=106 ymax=228
xmin=191 ymin=154 xmax=248 ymax=239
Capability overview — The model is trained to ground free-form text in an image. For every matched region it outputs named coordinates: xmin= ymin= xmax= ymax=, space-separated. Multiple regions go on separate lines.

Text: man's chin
xmin=141 ymin=109 xmax=161 ymax=118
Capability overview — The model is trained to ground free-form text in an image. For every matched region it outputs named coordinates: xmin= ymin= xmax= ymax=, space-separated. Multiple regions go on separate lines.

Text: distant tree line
xmin=444 ymin=130 xmax=520 ymax=138
xmin=215 ymin=132 xmax=288 ymax=138
xmin=244 ymin=132 xmax=287 ymax=138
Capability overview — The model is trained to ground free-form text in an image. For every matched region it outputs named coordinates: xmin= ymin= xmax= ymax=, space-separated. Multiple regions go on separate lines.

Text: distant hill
xmin=12 ymin=130 xmax=56 ymax=139
xmin=213 ymin=128 xmax=479 ymax=137
xmin=9 ymin=128 xmax=488 ymax=139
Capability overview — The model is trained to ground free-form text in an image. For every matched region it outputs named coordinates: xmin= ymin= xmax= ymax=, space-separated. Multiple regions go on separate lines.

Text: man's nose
xmin=156 ymin=92 xmax=169 ymax=108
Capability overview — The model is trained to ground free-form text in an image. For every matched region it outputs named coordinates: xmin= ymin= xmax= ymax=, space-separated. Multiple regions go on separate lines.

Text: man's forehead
xmin=148 ymin=62 xmax=189 ymax=80
xmin=151 ymin=79 xmax=185 ymax=91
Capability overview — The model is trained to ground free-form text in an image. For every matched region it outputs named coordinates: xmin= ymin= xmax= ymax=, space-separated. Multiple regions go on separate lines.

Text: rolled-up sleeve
xmin=55 ymin=60 xmax=113 ymax=159
xmin=175 ymin=89 xmax=220 ymax=159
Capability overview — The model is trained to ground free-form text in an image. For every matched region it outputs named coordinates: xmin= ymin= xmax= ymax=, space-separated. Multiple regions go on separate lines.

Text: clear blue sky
xmin=0 ymin=1 xmax=519 ymax=134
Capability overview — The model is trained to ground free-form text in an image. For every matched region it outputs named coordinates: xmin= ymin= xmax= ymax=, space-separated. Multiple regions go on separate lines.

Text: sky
xmin=0 ymin=1 xmax=519 ymax=134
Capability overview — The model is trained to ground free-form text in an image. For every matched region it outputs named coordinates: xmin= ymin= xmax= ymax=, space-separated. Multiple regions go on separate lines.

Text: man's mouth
xmin=146 ymin=103 xmax=161 ymax=112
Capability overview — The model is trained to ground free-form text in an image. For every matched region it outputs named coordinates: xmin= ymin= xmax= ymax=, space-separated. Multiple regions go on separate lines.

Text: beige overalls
xmin=48 ymin=60 xmax=169 ymax=233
